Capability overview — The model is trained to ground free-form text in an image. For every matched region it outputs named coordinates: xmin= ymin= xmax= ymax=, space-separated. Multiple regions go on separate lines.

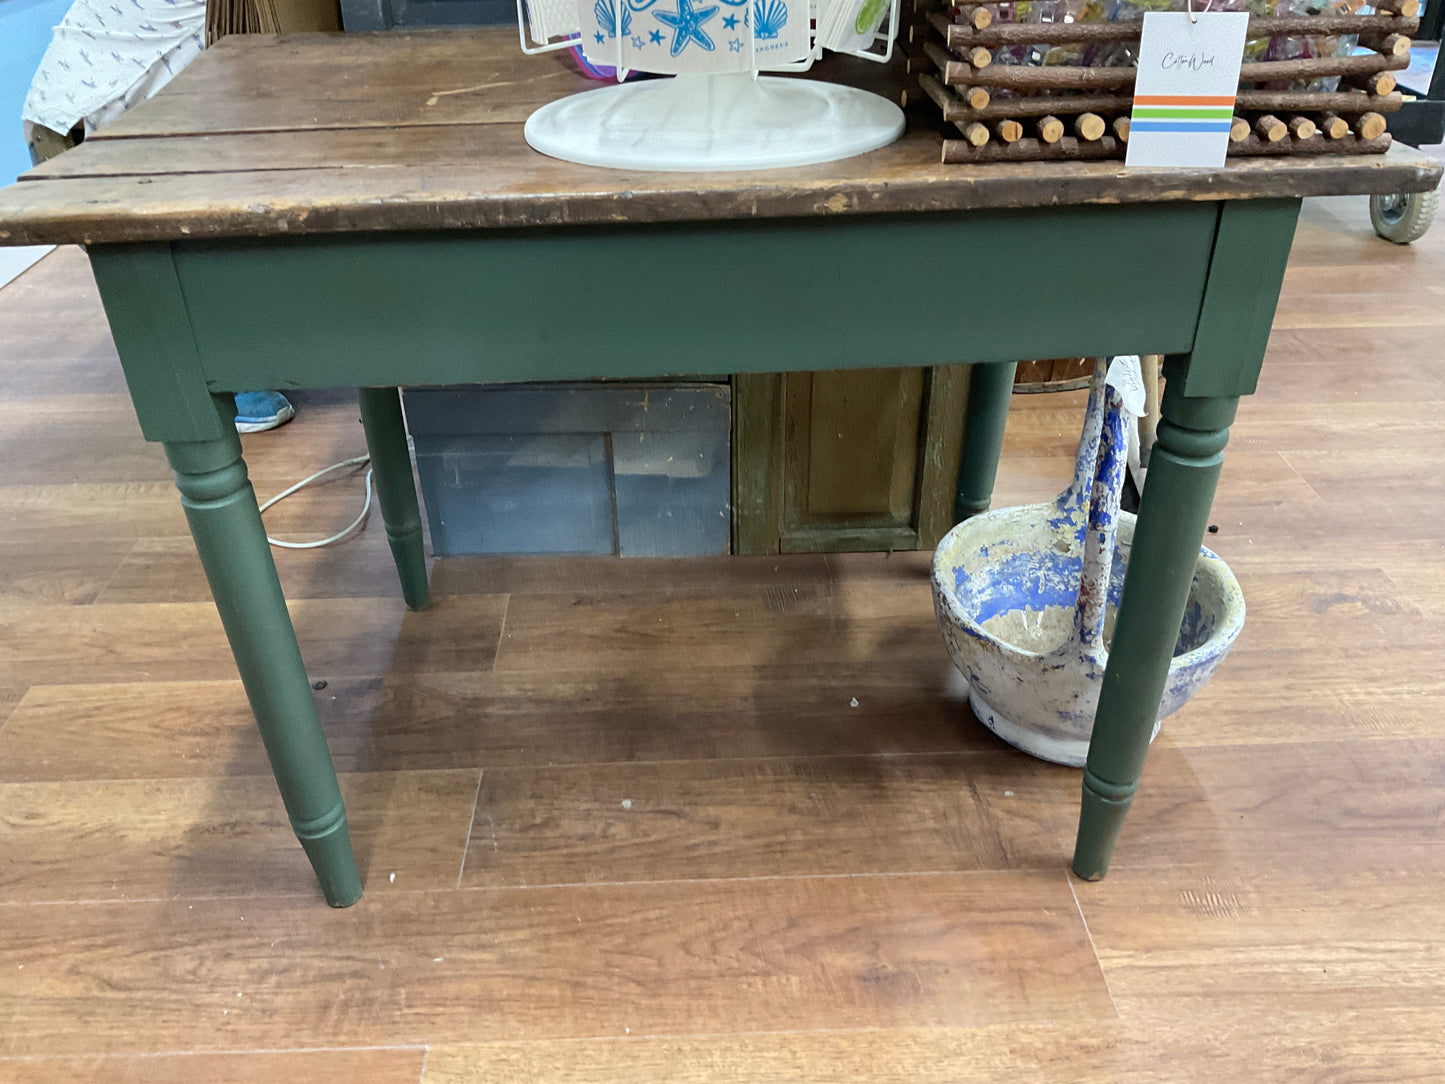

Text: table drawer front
xmin=172 ymin=203 xmax=1219 ymax=392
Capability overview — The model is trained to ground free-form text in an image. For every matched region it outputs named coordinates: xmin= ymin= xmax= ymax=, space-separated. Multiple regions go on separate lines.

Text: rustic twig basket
xmin=902 ymin=0 xmax=1418 ymax=163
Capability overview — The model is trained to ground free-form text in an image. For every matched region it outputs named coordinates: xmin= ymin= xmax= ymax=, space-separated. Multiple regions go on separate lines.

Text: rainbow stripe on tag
xmin=1131 ymin=94 xmax=1235 ymax=133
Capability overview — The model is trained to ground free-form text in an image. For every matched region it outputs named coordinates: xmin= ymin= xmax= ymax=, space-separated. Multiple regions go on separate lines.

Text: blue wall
xmin=0 ymin=0 xmax=74 ymax=184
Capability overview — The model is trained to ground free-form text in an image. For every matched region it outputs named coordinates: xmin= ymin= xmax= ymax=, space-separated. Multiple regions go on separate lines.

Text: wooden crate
xmin=914 ymin=0 xmax=1419 ymax=163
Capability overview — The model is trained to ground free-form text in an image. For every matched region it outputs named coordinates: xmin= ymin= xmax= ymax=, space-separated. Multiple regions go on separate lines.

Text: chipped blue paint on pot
xmin=931 ymin=363 xmax=1245 ymax=768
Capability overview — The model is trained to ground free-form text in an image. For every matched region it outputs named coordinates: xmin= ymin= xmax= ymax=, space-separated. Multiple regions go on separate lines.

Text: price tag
xmin=1125 ymin=11 xmax=1250 ymax=169
xmin=1105 ymin=355 xmax=1147 ymax=417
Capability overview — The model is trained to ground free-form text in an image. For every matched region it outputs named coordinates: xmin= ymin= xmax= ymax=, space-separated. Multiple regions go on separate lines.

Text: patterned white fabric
xmin=22 ymin=0 xmax=205 ymax=136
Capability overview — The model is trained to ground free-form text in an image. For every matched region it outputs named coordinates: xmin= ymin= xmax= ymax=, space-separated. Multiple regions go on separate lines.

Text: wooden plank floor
xmin=2 ymin=190 xmax=1445 ymax=1080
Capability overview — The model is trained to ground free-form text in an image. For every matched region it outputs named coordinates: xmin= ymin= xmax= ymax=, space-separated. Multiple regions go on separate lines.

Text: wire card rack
xmin=517 ymin=0 xmax=902 ymax=74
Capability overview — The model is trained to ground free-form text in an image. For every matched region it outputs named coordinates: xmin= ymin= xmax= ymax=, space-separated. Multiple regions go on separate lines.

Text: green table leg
xmin=165 ymin=395 xmax=363 ymax=907
xmin=357 ymin=386 xmax=430 ymax=611
xmin=1072 ymin=360 xmax=1238 ymax=880
xmin=954 ymin=361 xmax=1018 ymax=522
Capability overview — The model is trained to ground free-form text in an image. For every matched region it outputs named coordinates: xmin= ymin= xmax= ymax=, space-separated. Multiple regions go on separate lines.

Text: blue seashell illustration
xmin=595 ymin=0 xmax=633 ymax=37
xmin=752 ymin=0 xmax=786 ymax=38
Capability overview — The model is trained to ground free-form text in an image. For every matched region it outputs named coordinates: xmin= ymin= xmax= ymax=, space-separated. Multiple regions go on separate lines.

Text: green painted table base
xmin=165 ymin=397 xmax=362 ymax=907
xmin=953 ymin=365 xmax=1242 ymax=880
xmin=358 ymin=386 xmax=430 ymax=612
xmin=86 ymin=196 xmax=1301 ymax=904
xmin=954 ymin=360 xmax=1018 ymax=522
xmin=1071 ymin=369 xmax=1237 ymax=878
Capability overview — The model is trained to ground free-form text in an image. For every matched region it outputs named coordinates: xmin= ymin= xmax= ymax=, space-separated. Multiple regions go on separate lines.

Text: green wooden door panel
xmin=915 ymin=362 xmax=970 ymax=547
xmin=733 ymin=364 xmax=969 ymax=555
xmin=169 ymin=204 xmax=1220 ymax=393
xmin=782 ymin=368 xmax=925 ymax=530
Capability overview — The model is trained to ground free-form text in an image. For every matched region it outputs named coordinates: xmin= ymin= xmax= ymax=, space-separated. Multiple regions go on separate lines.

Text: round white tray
xmin=524 ymin=72 xmax=905 ymax=172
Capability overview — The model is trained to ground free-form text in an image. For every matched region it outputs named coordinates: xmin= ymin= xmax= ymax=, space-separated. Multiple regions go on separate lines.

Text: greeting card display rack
xmin=518 ymin=0 xmax=908 ymax=169
xmin=902 ymin=0 xmax=1418 ymax=163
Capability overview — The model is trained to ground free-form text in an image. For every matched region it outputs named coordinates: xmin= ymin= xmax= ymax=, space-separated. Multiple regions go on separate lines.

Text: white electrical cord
xmin=259 ymin=455 xmax=374 ymax=549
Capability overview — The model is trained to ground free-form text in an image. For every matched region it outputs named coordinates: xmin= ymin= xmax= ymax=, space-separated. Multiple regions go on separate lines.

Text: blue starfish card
xmin=576 ymin=0 xmax=808 ymax=73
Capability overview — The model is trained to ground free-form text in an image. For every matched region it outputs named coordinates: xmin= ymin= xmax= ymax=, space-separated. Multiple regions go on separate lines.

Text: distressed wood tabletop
xmin=0 ymin=28 xmax=1438 ymax=246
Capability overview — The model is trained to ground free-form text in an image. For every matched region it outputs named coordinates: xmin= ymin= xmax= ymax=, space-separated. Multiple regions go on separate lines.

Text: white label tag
xmin=1125 ymin=12 xmax=1249 ymax=169
xmin=1105 ymin=355 xmax=1147 ymax=418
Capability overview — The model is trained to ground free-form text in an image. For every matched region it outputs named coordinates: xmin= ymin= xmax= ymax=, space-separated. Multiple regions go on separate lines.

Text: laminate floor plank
xmin=460 ymin=753 xmax=1075 ymax=888
xmin=0 ymin=685 xmax=25 ymax=731
xmin=993 ymin=445 xmax=1330 ymax=515
xmin=0 ymin=659 xmax=994 ymax=782
xmin=0 ymin=471 xmax=389 ymax=548
xmin=0 ymin=394 xmax=168 ymax=485
xmin=0 ymin=678 xmax=378 ymax=782
xmin=1281 ymin=261 xmax=1445 ymax=298
xmin=1272 ymin=290 xmax=1445 ymax=331
xmin=0 ymin=336 xmax=130 ymax=398
xmin=1383 ymin=552 xmax=1445 ymax=618
xmin=1230 ymin=401 xmax=1445 ymax=455
xmin=0 ymin=482 xmax=190 ymax=543
xmin=1248 ymin=325 xmax=1445 ymax=404
xmin=1004 ymin=383 xmax=1445 ymax=466
xmin=1163 ymin=649 xmax=1445 ymax=746
xmin=422 ymin=1007 xmax=1445 ymax=1083
xmin=1287 ymin=193 xmax=1445 ymax=269
xmin=1104 ymin=738 xmax=1445 ymax=871
xmin=0 ymin=769 xmax=480 ymax=904
xmin=0 ymin=249 xmax=131 ymax=399
xmin=492 ymin=584 xmax=945 ymax=676
xmin=0 ymin=594 xmax=507 ymax=686
xmin=820 ymin=549 xmax=932 ymax=581
xmin=430 ymin=551 xmax=833 ymax=598
xmin=1194 ymin=535 xmax=1442 ymax=578
xmin=991 ymin=445 xmax=1344 ymax=554
xmin=1222 ymin=567 xmax=1437 ymax=645
xmin=96 ymin=532 xmax=412 ymax=604
xmin=0 ymin=871 xmax=1113 ymax=1057
xmin=0 ymin=539 xmax=137 ymax=606
xmin=1282 ymin=448 xmax=1445 ymax=542
xmin=0 ymin=1048 xmax=427 ymax=1084
xmin=1075 ymin=862 xmax=1445 ymax=1019
xmin=98 ymin=545 xmax=832 ymax=606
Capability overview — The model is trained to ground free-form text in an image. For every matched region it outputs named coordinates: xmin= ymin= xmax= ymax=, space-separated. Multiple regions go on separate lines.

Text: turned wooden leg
xmin=1072 ymin=360 xmax=1238 ymax=880
xmin=358 ymin=386 xmax=429 ymax=611
xmin=165 ymin=394 xmax=362 ymax=906
xmin=954 ymin=360 xmax=1018 ymax=522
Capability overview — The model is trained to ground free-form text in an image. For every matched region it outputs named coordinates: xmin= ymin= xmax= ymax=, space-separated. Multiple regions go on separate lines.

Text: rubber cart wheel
xmin=1370 ymin=188 xmax=1440 ymax=244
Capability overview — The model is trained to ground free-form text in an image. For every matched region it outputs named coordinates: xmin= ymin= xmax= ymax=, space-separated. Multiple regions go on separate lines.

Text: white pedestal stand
xmin=524 ymin=71 xmax=905 ymax=172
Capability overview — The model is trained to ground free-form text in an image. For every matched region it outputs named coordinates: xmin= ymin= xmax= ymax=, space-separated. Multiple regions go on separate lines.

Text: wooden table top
xmin=0 ymin=28 xmax=1439 ymax=246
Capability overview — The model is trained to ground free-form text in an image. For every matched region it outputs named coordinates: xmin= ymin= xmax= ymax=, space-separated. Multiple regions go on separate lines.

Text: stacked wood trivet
xmin=903 ymin=0 xmax=1418 ymax=163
